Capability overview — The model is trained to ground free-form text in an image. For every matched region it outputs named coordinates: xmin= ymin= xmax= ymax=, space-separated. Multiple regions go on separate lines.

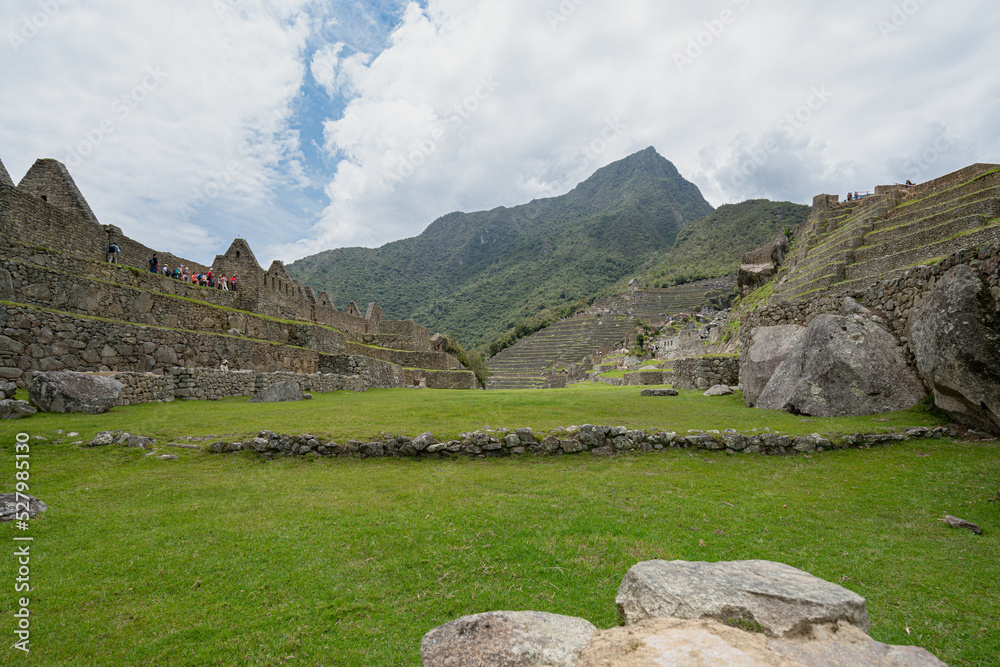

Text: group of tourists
xmin=147 ymin=256 xmax=237 ymax=291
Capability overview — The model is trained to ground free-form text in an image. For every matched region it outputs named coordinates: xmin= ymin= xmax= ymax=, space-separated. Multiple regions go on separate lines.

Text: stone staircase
xmin=486 ymin=315 xmax=632 ymax=389
xmin=776 ymin=164 xmax=1000 ymax=301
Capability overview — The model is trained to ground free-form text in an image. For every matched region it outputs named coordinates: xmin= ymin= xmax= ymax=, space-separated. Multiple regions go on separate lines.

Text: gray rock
xmin=0 ymin=494 xmax=47 ymax=522
xmin=412 ymin=432 xmax=435 ymax=451
xmin=793 ymin=434 xmax=832 ymax=453
xmin=1 ymin=381 xmax=17 ymax=399
xmin=577 ymin=425 xmax=604 ymax=447
xmin=641 ymin=388 xmax=679 ymax=397
xmin=87 ymin=431 xmax=122 ymax=447
xmin=560 ymin=439 xmax=585 ymax=453
xmin=704 ymin=384 xmax=734 ymax=397
xmin=421 ymin=611 xmax=596 ymax=667
xmin=770 ymin=633 xmax=946 ymax=666
xmin=303 ymin=393 xmax=314 ymax=400
xmin=0 ymin=399 xmax=36 ymax=420
xmin=247 ymin=381 xmax=303 ymax=404
xmin=29 ymin=371 xmax=123 ymax=414
xmin=683 ymin=434 xmax=723 ymax=450
xmin=125 ymin=435 xmax=156 ymax=449
xmin=576 ymin=617 xmax=944 ymax=667
xmin=742 ymin=325 xmax=807 ymax=407
xmin=0 ymin=268 xmax=14 ymax=300
xmin=756 ymin=314 xmax=925 ymax=417
xmin=908 ymin=264 xmax=1000 ymax=434
xmin=615 ymin=560 xmax=870 ymax=638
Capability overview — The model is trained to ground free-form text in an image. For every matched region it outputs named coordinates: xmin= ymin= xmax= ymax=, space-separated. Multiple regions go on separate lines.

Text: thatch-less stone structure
xmin=0 ymin=156 xmax=478 ymax=399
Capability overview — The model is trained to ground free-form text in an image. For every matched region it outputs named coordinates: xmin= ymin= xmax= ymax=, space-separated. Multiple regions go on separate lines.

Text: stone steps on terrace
xmin=864 ymin=197 xmax=999 ymax=246
xmin=853 ymin=213 xmax=995 ymax=265
xmin=874 ymin=182 xmax=1000 ymax=232
xmin=842 ymin=220 xmax=1000 ymax=284
xmin=486 ymin=315 xmax=632 ymax=388
xmin=893 ymin=166 xmax=1000 ymax=216
xmin=486 ymin=377 xmax=545 ymax=390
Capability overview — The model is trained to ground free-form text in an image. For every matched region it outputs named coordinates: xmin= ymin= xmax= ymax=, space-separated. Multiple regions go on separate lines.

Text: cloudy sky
xmin=2 ymin=0 xmax=998 ymax=266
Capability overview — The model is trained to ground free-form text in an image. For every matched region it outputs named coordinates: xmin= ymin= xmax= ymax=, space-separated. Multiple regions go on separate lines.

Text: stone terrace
xmin=0 ymin=156 xmax=477 ymax=391
xmin=486 ymin=315 xmax=632 ymax=389
xmin=776 ymin=164 xmax=1000 ymax=301
xmin=486 ymin=279 xmax=737 ymax=389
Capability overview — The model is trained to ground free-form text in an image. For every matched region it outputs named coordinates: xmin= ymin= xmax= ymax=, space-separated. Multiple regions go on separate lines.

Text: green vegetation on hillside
xmin=2 ymin=388 xmax=997 ymax=666
xmin=642 ymin=199 xmax=810 ymax=287
xmin=288 ymin=148 xmax=713 ymax=350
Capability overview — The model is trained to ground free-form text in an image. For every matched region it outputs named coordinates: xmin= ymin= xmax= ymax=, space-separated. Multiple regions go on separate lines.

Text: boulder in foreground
xmin=28 ymin=371 xmax=123 ymax=414
xmin=756 ymin=314 xmax=925 ymax=417
xmin=908 ymin=264 xmax=1000 ymax=434
xmin=0 ymin=399 xmax=36 ymax=420
xmin=615 ymin=559 xmax=870 ymax=637
xmin=421 ymin=611 xmax=596 ymax=667
xmin=742 ymin=324 xmax=806 ymax=407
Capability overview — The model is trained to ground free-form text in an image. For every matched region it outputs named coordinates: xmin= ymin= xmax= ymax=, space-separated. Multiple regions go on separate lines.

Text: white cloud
xmin=4 ymin=0 xmax=1000 ymax=266
xmin=310 ymin=41 xmax=345 ymax=96
xmin=270 ymin=0 xmax=1000 ymax=260
xmin=0 ymin=0 xmax=316 ymax=259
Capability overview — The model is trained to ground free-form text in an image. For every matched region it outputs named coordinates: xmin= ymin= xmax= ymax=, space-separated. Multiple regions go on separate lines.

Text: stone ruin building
xmin=0 ymin=156 xmax=478 ymax=403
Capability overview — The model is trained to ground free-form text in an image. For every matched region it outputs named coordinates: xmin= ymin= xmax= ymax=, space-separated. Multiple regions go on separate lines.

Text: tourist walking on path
xmin=107 ymin=243 xmax=120 ymax=263
xmin=149 ymin=256 xmax=158 ymax=273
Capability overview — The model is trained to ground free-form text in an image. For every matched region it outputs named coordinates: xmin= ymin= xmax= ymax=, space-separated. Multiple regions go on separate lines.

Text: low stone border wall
xmin=673 ymin=356 xmax=739 ymax=390
xmin=205 ymin=424 xmax=955 ymax=459
xmin=108 ymin=368 xmax=366 ymax=405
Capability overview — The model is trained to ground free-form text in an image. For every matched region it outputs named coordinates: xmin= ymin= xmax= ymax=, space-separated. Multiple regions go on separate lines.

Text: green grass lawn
xmin=8 ymin=383 xmax=949 ymax=445
xmin=1 ymin=386 xmax=998 ymax=665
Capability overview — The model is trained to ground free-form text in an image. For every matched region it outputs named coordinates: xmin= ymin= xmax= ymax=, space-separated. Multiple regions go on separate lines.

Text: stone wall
xmin=0 ymin=182 xmax=106 ymax=263
xmin=0 ymin=251 xmax=348 ymax=354
xmin=319 ymin=354 xmax=406 ymax=390
xmin=254 ymin=370 xmax=366 ymax=394
xmin=402 ymin=368 xmax=480 ymax=390
xmin=344 ymin=341 xmax=460 ymax=371
xmin=112 ymin=371 xmax=175 ymax=406
xmin=0 ymin=161 xmax=443 ymax=349
xmin=107 ymin=367 xmax=370 ymax=405
xmin=0 ymin=303 xmax=322 ymax=385
xmin=374 ymin=319 xmax=435 ymax=352
xmin=740 ymin=243 xmax=1000 ymax=374
xmin=673 ymin=356 xmax=739 ymax=390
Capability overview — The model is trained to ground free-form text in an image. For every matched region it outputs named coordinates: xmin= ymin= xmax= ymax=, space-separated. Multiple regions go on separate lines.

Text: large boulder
xmin=0 ymin=400 xmax=36 ymax=420
xmin=908 ymin=264 xmax=1000 ymax=433
xmin=615 ymin=560 xmax=870 ymax=638
xmin=247 ymin=381 xmax=303 ymax=404
xmin=421 ymin=611 xmax=596 ymax=667
xmin=742 ymin=325 xmax=806 ymax=407
xmin=28 ymin=371 xmax=123 ymax=414
xmin=755 ymin=314 xmax=925 ymax=416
